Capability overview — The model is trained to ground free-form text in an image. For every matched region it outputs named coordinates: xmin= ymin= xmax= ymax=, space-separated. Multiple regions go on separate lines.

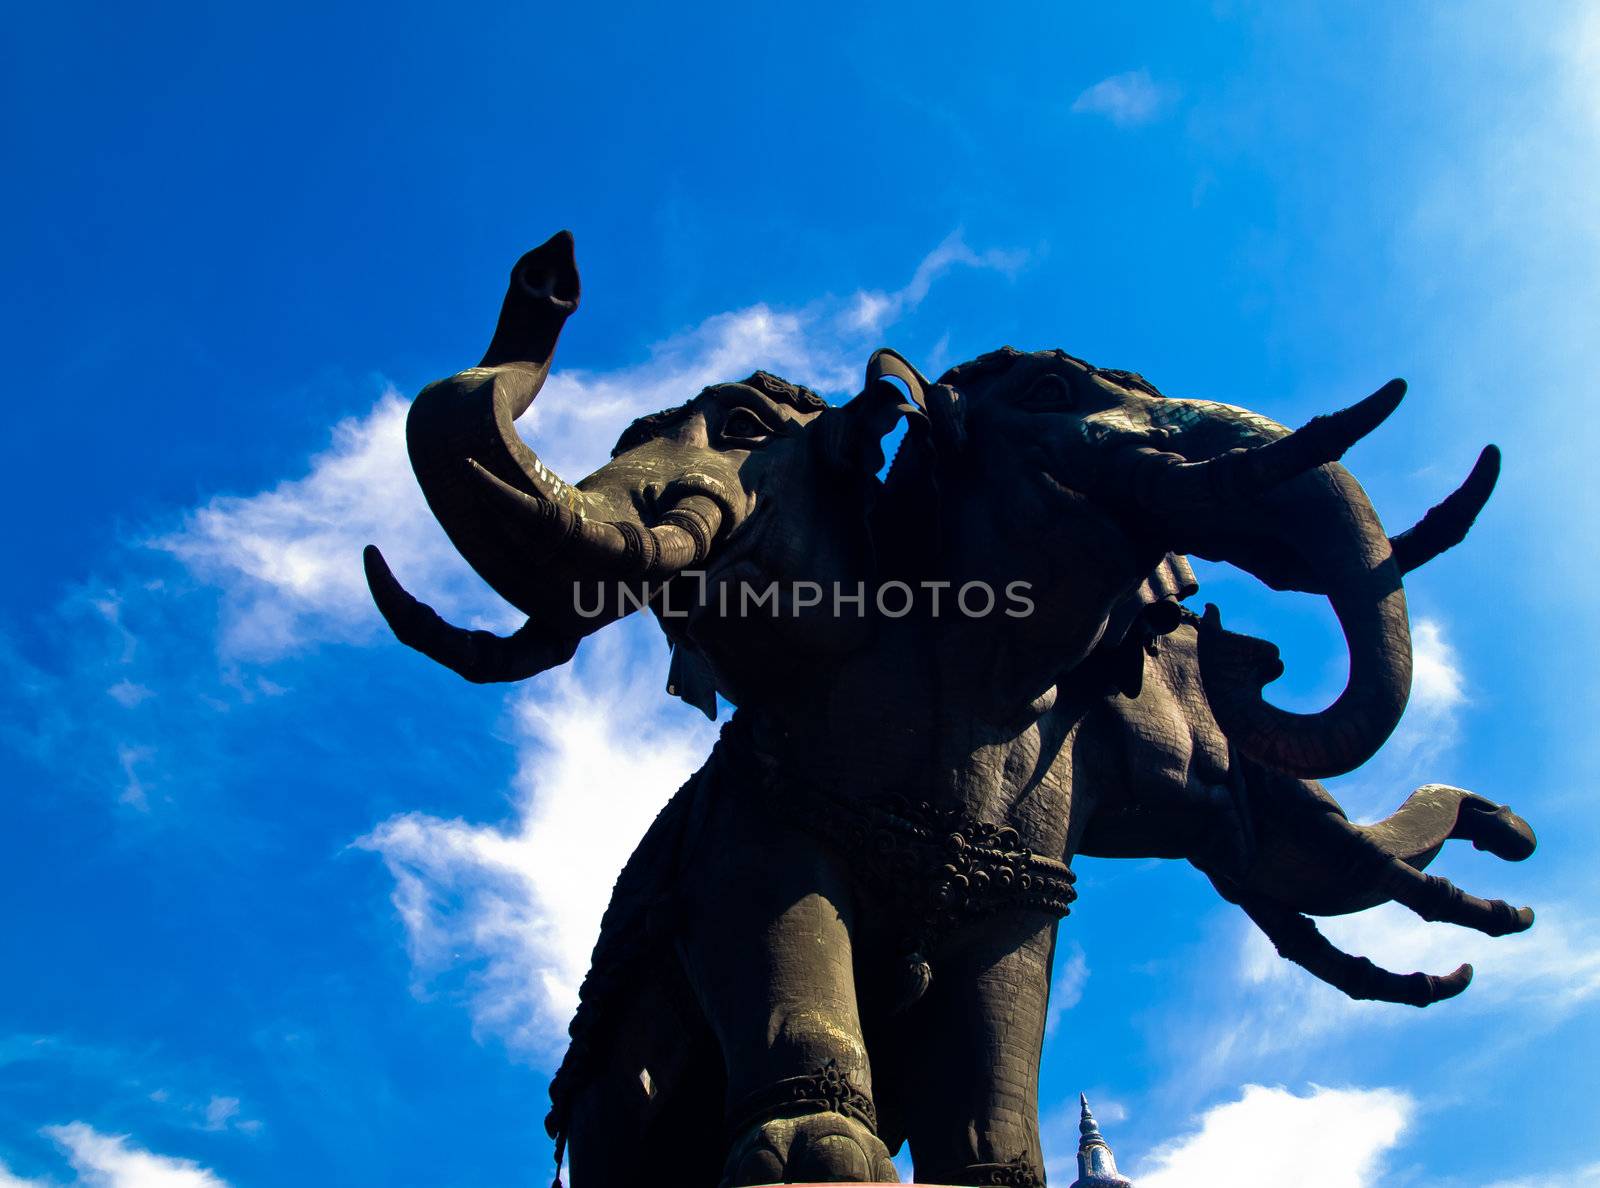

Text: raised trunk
xmin=406 ymin=231 xmax=589 ymax=617
xmin=403 ymin=231 xmax=721 ymax=622
xmin=1194 ymin=462 xmax=1412 ymax=779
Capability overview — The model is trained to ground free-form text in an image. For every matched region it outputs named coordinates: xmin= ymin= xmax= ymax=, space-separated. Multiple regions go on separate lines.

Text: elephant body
xmin=553 ymin=663 xmax=1085 ymax=1186
xmin=551 ymin=605 xmax=1536 ymax=1186
xmin=364 ymin=234 xmax=1534 ymax=1187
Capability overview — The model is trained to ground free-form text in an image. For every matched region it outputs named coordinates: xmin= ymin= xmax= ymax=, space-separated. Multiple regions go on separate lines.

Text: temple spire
xmin=1070 ymin=1094 xmax=1133 ymax=1188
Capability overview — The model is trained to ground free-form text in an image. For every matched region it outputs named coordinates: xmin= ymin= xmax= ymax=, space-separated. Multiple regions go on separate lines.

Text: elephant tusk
xmin=467 ymin=459 xmax=722 ymax=578
xmin=1389 ymin=445 xmax=1501 ymax=574
xmin=1110 ymin=379 xmax=1406 ymax=514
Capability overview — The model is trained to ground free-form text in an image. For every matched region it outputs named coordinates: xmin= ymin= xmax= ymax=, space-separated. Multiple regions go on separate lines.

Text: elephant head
xmin=883 ymin=346 xmax=1497 ymax=779
xmin=365 ymin=232 xmax=911 ymax=711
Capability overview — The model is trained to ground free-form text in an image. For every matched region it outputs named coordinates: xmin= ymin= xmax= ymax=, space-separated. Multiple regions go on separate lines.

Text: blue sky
xmin=4 ymin=3 xmax=1599 ymax=1185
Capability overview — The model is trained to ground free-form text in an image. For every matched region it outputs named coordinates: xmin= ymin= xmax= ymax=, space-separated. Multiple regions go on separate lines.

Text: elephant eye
xmin=1019 ymin=373 xmax=1078 ymax=413
xmin=720 ymin=406 xmax=776 ymax=446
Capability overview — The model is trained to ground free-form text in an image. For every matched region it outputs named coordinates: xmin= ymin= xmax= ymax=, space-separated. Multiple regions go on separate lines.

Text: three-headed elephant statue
xmin=365 ymin=233 xmax=1535 ymax=1188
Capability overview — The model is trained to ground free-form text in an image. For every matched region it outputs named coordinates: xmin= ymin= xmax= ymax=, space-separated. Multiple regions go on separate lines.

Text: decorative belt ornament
xmin=760 ymin=767 xmax=1078 ymax=1007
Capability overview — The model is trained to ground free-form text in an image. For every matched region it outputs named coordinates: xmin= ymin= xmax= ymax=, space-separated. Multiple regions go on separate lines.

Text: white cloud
xmin=43 ymin=1123 xmax=228 ymax=1188
xmin=198 ymin=1099 xmax=234 ymax=1133
xmin=155 ymin=232 xmax=1024 ymax=660
xmin=197 ymin=1098 xmax=244 ymax=1135
xmin=357 ymin=619 xmax=717 ymax=1054
xmin=106 ymin=681 xmax=154 ymax=708
xmin=153 ymin=390 xmax=476 ymax=660
xmin=1046 ymin=942 xmax=1090 ymax=1035
xmin=1485 ymin=1160 xmax=1600 ymax=1188
xmin=1408 ymin=617 xmax=1465 ymax=715
xmin=1070 ymin=69 xmax=1170 ymax=127
xmin=0 ymin=1157 xmax=46 ymax=1187
xmin=1378 ymin=615 xmax=1466 ymax=772
xmin=1136 ymin=1084 xmax=1412 ymax=1188
xmin=115 ymin=744 xmax=154 ymax=813
xmin=841 ymin=230 xmax=1029 ymax=336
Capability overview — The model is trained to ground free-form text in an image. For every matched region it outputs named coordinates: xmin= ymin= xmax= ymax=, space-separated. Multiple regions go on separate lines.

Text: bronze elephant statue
xmin=365 ymin=233 xmax=1534 ymax=1187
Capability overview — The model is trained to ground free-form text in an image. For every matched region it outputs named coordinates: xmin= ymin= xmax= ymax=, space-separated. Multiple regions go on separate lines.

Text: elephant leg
xmin=1246 ymin=790 xmax=1535 ymax=920
xmin=564 ymin=967 xmax=723 ymax=1188
xmin=1374 ymin=857 xmax=1536 ymax=936
xmin=896 ymin=913 xmax=1057 ymax=1187
xmin=1445 ymin=792 xmax=1538 ymax=861
xmin=1355 ymin=783 xmax=1537 ymax=869
xmin=676 ymin=793 xmax=896 ymax=1186
xmin=1236 ymin=890 xmax=1474 ymax=1007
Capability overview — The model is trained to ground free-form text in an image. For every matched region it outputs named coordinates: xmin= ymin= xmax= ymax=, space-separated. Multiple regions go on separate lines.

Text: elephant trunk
xmin=1194 ymin=495 xmax=1411 ymax=781
xmin=405 ymin=231 xmax=723 ymax=618
xmin=1108 ymin=384 xmax=1413 ymax=780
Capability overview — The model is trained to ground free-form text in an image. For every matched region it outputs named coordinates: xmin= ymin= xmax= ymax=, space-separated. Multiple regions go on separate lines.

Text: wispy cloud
xmin=0 ymin=1038 xmax=261 ymax=1181
xmin=106 ymin=680 xmax=153 ymax=709
xmin=115 ymin=744 xmax=155 ymax=813
xmin=1485 ymin=1159 xmax=1600 ymax=1188
xmin=198 ymin=1098 xmax=237 ymax=1133
xmin=1070 ymin=69 xmax=1172 ymax=127
xmin=842 ymin=230 xmax=1029 ymax=336
xmin=1046 ymin=941 xmax=1090 ymax=1036
xmin=1381 ymin=615 xmax=1466 ymax=769
xmin=196 ymin=1097 xmax=258 ymax=1136
xmin=0 ymin=1157 xmax=46 ymax=1187
xmin=1135 ymin=1084 xmax=1413 ymax=1187
xmin=152 ymin=391 xmax=467 ymax=660
xmin=43 ymin=1123 xmax=228 ymax=1188
xmin=1409 ymin=617 xmax=1466 ymax=718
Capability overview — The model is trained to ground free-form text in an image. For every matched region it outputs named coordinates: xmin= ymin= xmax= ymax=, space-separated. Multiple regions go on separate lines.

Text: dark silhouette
xmin=365 ymin=232 xmax=1534 ymax=1187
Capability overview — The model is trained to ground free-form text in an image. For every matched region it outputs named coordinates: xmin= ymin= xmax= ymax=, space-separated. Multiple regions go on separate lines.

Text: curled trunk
xmin=1194 ymin=462 xmax=1413 ymax=780
xmin=1115 ymin=390 xmax=1415 ymax=779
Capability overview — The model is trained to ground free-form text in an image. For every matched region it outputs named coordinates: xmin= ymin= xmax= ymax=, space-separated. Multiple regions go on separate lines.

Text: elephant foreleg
xmin=563 ymin=969 xmax=723 ymax=1188
xmin=676 ymin=792 xmax=896 ymax=1186
xmin=1354 ymin=783 xmax=1537 ymax=870
xmin=1372 ymin=858 xmax=1535 ymax=936
xmin=1238 ymin=778 xmax=1537 ymax=921
xmin=1236 ymin=891 xmax=1474 ymax=1007
xmin=893 ymin=913 xmax=1058 ymax=1188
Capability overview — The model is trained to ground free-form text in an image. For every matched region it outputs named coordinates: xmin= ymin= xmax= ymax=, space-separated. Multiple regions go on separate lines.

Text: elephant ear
xmin=666 ymin=640 xmax=722 ymax=720
xmin=871 ymin=348 xmax=958 ymax=583
xmin=1103 ymin=553 xmax=1200 ymax=650
xmin=1086 ymin=553 xmax=1200 ymax=698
